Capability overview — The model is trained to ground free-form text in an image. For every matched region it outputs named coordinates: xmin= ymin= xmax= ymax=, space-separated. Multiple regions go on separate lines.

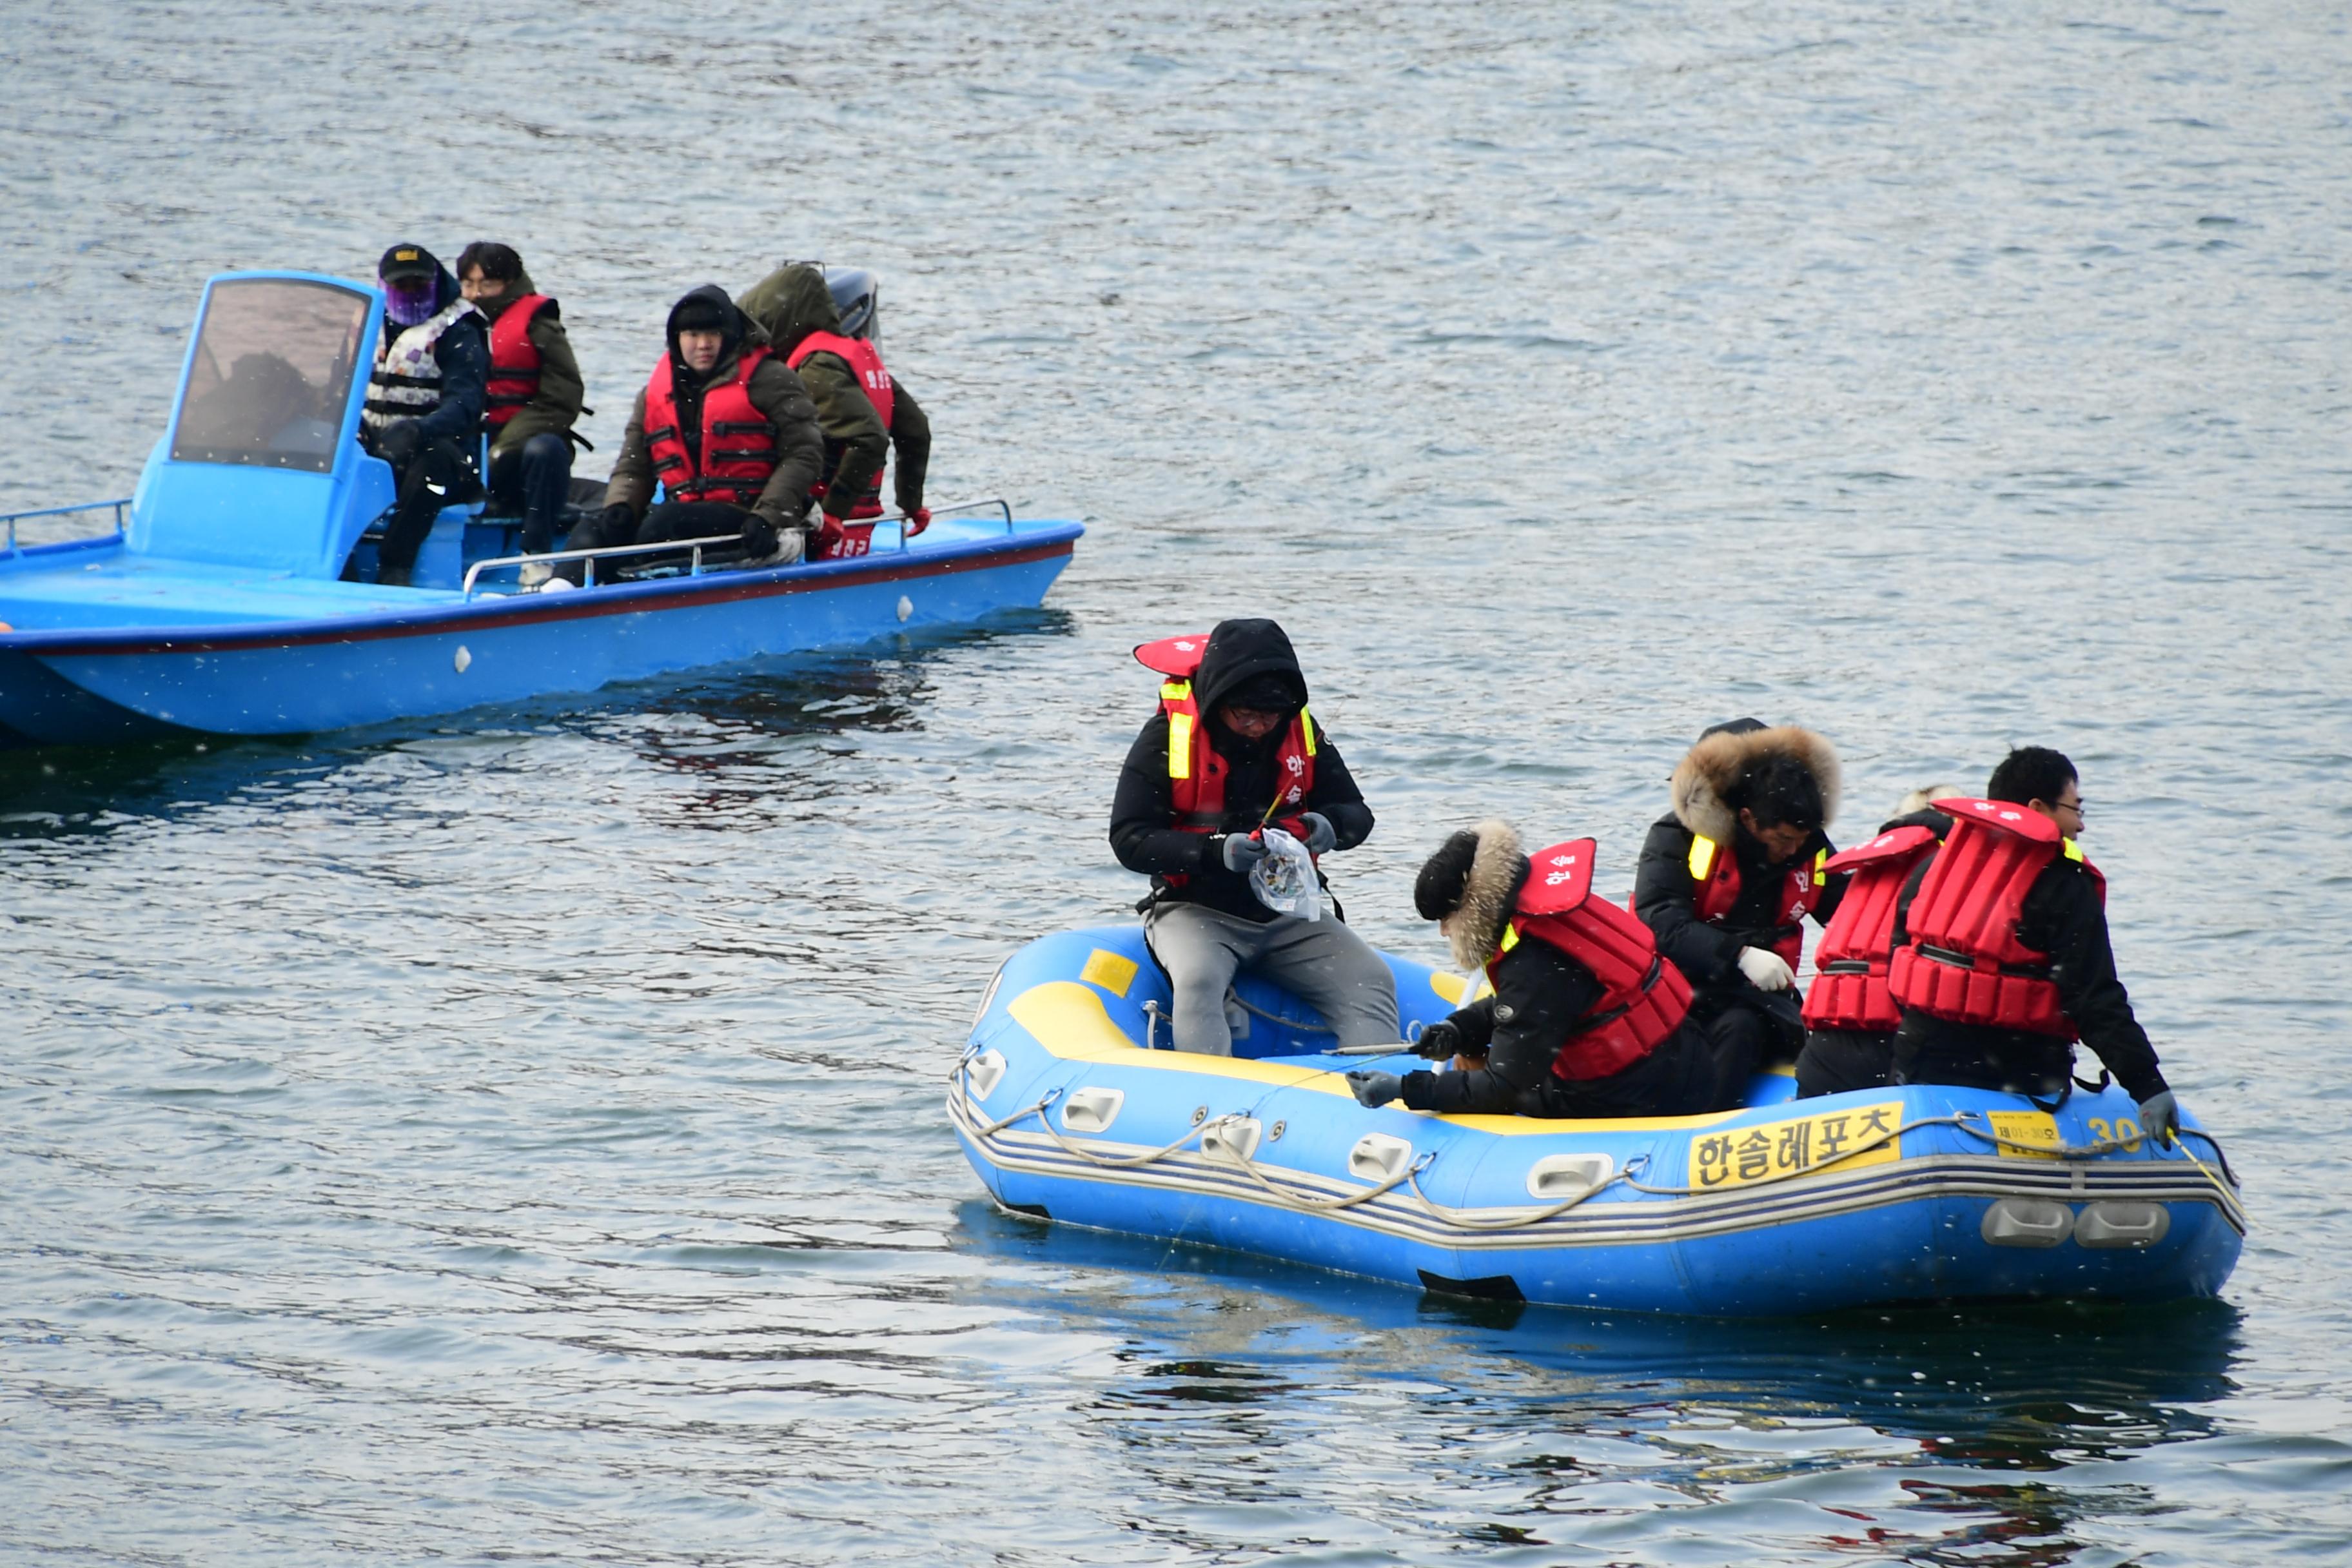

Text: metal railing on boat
xmin=458 ymin=497 xmax=1017 ymax=600
xmin=0 ymin=498 xmax=131 ymax=555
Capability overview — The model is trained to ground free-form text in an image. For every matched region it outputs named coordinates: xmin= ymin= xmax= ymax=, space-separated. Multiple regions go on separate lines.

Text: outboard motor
xmin=823 ymin=267 xmax=880 ymax=348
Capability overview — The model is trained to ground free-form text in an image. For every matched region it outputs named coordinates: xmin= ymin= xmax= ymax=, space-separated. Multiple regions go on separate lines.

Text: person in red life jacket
xmin=738 ymin=263 xmax=932 ymax=558
xmin=1792 ymin=785 xmax=1957 ymax=1099
xmin=1108 ymin=618 xmax=1398 ymax=1057
xmin=455 ymin=242 xmax=585 ymax=576
xmin=1634 ymin=718 xmax=1848 ymax=1103
xmin=356 ymin=243 xmax=488 ymax=587
xmin=580 ymin=285 xmax=823 ymax=573
xmin=1886 ymin=747 xmax=2176 ymax=1139
xmin=1345 ymin=821 xmax=1722 ymax=1117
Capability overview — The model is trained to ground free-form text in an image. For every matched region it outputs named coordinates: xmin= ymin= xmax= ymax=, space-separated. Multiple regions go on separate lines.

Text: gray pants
xmin=1144 ymin=902 xmax=1400 ymax=1057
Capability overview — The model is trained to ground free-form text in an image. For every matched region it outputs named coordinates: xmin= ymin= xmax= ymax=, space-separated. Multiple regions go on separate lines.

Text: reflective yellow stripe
xmin=1161 ymin=680 xmax=1190 ymax=702
xmin=1168 ymin=712 xmax=1193 ymax=779
xmin=1688 ymin=834 xmax=1720 ymax=881
xmin=1497 ymin=925 xmax=1520 ymax=955
xmin=1812 ymin=847 xmax=1829 ymax=887
xmin=2062 ymin=838 xmax=2083 ymax=863
xmin=1300 ymin=705 xmax=1318 ymax=757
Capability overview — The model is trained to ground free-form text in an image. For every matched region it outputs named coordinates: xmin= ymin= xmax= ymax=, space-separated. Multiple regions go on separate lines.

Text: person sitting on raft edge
xmin=1346 ymin=821 xmax=1724 ymax=1117
xmin=574 ymin=284 xmax=824 ymax=574
xmin=1635 ymin=717 xmax=1848 ymax=1106
xmin=1884 ymin=746 xmax=2178 ymax=1141
xmin=1108 ymin=618 xmax=1399 ymax=1058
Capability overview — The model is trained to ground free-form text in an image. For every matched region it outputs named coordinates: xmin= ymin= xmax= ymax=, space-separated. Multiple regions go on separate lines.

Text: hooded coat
xmin=368 ymin=259 xmax=488 ymax=450
xmin=475 ymin=268 xmax=585 ymax=458
xmin=738 ymin=264 xmax=932 ymax=521
xmin=1398 ymin=821 xmax=1720 ymax=1117
xmin=1635 ymin=722 xmax=1847 ymax=1004
xmin=1108 ymin=619 xmax=1373 ymax=924
xmin=603 ymin=285 xmax=825 ymax=529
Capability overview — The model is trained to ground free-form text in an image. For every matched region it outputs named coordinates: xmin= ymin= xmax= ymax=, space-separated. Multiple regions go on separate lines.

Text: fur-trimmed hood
xmin=1669 ymin=723 xmax=1841 ymax=843
xmin=1445 ymin=819 xmax=1529 ymax=972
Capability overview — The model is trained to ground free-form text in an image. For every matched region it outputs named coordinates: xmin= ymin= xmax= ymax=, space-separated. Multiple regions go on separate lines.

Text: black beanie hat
xmin=671 ymin=295 xmax=729 ymax=334
xmin=1414 ymin=829 xmax=1483 ymax=921
xmin=1222 ymin=671 xmax=1305 ymax=714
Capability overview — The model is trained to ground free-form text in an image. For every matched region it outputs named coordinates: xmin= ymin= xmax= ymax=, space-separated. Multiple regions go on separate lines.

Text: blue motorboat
xmin=950 ymin=926 xmax=2246 ymax=1317
xmin=0 ymin=271 xmax=1081 ymax=747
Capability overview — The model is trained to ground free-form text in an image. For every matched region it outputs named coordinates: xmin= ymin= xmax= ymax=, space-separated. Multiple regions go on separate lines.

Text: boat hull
xmin=0 ymin=524 xmax=1077 ymax=743
xmin=951 ymin=927 xmax=2246 ymax=1317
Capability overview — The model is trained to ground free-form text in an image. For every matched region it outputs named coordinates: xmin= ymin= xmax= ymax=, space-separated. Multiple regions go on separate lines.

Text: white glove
xmin=1737 ymin=946 xmax=1794 ymax=992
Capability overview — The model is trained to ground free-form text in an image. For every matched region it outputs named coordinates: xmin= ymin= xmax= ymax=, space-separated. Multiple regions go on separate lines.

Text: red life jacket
xmin=1687 ymin=832 xmax=1830 ymax=968
xmin=1500 ymin=839 xmax=1693 ymax=1081
xmin=1134 ymin=634 xmax=1317 ymax=888
xmin=1799 ymin=823 xmax=1940 ymax=1032
xmin=643 ymin=346 xmax=778 ymax=507
xmin=484 ymin=294 xmax=554 ymax=429
xmin=1886 ymin=797 xmax=2105 ymax=1039
xmin=787 ymin=331 xmax=896 ymax=519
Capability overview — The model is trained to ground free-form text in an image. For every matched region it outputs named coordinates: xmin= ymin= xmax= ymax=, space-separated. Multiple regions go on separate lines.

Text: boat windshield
xmin=171 ymin=278 xmax=371 ymax=474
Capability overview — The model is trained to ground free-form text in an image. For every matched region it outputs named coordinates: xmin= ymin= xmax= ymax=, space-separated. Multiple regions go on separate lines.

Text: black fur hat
xmin=1414 ymin=829 xmax=1484 ymax=920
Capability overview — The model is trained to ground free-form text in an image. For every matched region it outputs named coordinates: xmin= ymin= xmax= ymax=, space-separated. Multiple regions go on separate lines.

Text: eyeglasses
xmin=2054 ymin=798 xmax=2088 ymax=818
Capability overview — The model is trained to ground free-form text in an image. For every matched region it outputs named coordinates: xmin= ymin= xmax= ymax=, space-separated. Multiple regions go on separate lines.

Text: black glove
xmin=1219 ymin=834 xmax=1269 ymax=873
xmin=1346 ymin=1071 xmax=1402 ymax=1108
xmin=739 ymin=516 xmax=779 ymax=558
xmin=596 ymin=502 xmax=636 ymax=537
xmin=1297 ymin=812 xmax=1338 ymax=855
xmin=1413 ymin=1019 xmax=1462 ymax=1061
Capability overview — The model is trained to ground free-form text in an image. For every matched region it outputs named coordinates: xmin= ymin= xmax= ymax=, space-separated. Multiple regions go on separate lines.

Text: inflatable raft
xmin=950 ymin=926 xmax=2246 ymax=1316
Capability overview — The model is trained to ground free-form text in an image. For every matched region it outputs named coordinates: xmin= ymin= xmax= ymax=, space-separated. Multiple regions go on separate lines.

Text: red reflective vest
xmin=1799 ymin=823 xmax=1940 ymax=1032
xmin=1688 ymin=832 xmax=1830 ymax=968
xmin=484 ymin=294 xmax=554 ymax=429
xmin=787 ymin=331 xmax=896 ymax=518
xmin=1886 ymin=797 xmax=2105 ymax=1039
xmin=1500 ymin=839 xmax=1693 ymax=1081
xmin=1135 ymin=634 xmax=1317 ymax=888
xmin=643 ymin=347 xmax=778 ymax=507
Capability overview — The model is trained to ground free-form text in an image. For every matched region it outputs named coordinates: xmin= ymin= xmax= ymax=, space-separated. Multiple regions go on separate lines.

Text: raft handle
xmin=1526 ymin=1153 xmax=1614 ymax=1201
xmin=1061 ymin=1088 xmax=1126 ymax=1135
xmin=1349 ymin=1133 xmax=1415 ymax=1184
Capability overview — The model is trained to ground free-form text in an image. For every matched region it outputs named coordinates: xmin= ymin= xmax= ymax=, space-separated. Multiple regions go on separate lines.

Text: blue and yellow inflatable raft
xmin=950 ymin=926 xmax=2245 ymax=1315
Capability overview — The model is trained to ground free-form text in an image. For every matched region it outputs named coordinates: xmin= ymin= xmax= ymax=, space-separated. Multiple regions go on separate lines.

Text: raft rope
xmin=953 ymin=1054 xmax=2242 ymax=1233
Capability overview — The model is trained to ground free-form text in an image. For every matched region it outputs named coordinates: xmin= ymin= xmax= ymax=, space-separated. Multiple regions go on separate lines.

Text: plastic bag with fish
xmin=1249 ymin=827 xmax=1322 ymax=921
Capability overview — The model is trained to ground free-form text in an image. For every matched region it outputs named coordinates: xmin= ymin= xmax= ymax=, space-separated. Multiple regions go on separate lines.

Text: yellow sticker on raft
xmin=1079 ymin=948 xmax=1139 ymax=998
xmin=1689 ymin=1101 xmax=1903 ymax=1190
xmin=1987 ymin=1110 xmax=2061 ymax=1159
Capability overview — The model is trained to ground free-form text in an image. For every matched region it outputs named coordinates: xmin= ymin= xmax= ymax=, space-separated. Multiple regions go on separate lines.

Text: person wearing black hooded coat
xmin=580 ymin=284 xmax=825 ymax=567
xmin=1108 ymin=619 xmax=1398 ymax=1057
xmin=1343 ymin=820 xmax=1721 ymax=1118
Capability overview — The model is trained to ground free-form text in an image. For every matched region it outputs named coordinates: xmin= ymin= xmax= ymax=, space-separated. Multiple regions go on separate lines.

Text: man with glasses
xmin=1884 ymin=747 xmax=2176 ymax=1139
xmin=1109 ymin=618 xmax=1398 ymax=1057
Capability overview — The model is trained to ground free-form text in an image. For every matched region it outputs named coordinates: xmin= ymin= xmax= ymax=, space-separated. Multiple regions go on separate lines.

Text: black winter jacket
xmin=1108 ymin=620 xmax=1373 ymax=923
xmin=1635 ymin=814 xmax=1846 ymax=1001
xmin=1889 ymin=847 xmax=2166 ymax=1102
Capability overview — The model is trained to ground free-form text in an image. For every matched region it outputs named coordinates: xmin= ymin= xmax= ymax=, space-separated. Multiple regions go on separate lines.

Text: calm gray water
xmin=5 ymin=1 xmax=2351 ymax=1562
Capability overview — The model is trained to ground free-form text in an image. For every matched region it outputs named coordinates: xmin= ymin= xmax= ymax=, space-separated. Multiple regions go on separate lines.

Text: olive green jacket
xmin=476 ymin=270 xmax=585 ymax=458
xmin=739 ymin=264 xmax=932 ymax=518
